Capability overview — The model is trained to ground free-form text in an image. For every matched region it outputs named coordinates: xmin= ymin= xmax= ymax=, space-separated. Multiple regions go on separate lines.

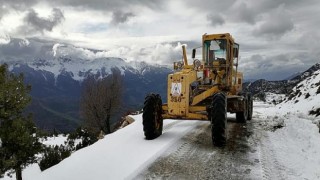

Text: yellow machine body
xmin=162 ymin=33 xmax=244 ymax=120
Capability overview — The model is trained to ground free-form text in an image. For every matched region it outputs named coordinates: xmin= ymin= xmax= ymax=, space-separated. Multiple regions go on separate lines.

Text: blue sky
xmin=0 ymin=0 xmax=319 ymax=80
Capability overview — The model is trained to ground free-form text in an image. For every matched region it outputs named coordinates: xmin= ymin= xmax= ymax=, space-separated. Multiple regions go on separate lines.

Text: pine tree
xmin=0 ymin=64 xmax=42 ymax=180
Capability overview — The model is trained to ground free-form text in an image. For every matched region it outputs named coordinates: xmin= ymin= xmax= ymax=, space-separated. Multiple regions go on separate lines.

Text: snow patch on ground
xmin=41 ymin=135 xmax=68 ymax=147
xmin=254 ymin=101 xmax=320 ymax=180
xmin=265 ymin=92 xmax=286 ymax=104
xmin=268 ymin=115 xmax=320 ymax=179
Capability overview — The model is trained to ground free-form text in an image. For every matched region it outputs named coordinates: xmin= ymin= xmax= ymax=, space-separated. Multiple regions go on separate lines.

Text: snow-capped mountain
xmin=7 ymin=56 xmax=169 ymax=81
xmin=3 ymin=57 xmax=172 ymax=132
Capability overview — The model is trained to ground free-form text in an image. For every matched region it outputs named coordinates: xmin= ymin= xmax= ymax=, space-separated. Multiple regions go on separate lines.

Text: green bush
xmin=38 ymin=145 xmax=71 ymax=171
xmin=67 ymin=127 xmax=98 ymax=151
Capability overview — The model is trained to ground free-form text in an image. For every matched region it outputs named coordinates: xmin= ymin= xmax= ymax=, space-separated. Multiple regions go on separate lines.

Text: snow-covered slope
xmin=277 ymin=68 xmax=320 ymax=116
xmin=265 ymin=92 xmax=286 ymax=104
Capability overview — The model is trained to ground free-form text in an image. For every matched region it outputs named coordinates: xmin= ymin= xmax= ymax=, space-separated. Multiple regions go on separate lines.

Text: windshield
xmin=204 ymin=39 xmax=227 ymax=65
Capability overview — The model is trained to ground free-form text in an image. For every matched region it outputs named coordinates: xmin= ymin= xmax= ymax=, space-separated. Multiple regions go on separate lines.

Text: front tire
xmin=143 ymin=94 xmax=163 ymax=140
xmin=209 ymin=93 xmax=227 ymax=146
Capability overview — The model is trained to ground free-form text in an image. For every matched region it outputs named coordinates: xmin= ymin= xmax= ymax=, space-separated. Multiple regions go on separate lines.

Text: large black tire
xmin=236 ymin=94 xmax=248 ymax=123
xmin=209 ymin=93 xmax=227 ymax=146
xmin=143 ymin=94 xmax=163 ymax=140
xmin=247 ymin=93 xmax=253 ymax=120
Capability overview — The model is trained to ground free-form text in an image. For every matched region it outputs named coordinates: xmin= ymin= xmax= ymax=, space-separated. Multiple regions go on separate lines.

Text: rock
xmin=119 ymin=116 xmax=135 ymax=129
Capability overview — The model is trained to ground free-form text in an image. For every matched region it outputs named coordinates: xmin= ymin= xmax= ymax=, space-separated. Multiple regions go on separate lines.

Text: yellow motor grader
xmin=143 ymin=33 xmax=253 ymax=146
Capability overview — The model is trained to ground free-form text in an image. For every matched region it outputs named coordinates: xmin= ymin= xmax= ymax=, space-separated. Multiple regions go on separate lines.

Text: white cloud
xmin=0 ymin=32 xmax=10 ymax=44
xmin=207 ymin=14 xmax=225 ymax=26
xmin=52 ymin=43 xmax=63 ymax=56
xmin=49 ymin=41 xmax=185 ymax=65
xmin=19 ymin=39 xmax=30 ymax=47
xmin=252 ymin=5 xmax=294 ymax=39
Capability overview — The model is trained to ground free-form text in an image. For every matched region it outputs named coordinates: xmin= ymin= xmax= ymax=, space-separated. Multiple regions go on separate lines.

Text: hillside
xmin=277 ymin=68 xmax=320 ymax=116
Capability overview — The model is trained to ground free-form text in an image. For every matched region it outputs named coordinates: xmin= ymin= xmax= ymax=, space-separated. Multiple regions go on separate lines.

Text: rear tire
xmin=209 ymin=93 xmax=227 ymax=147
xmin=143 ymin=94 xmax=163 ymax=140
xmin=236 ymin=94 xmax=248 ymax=123
xmin=247 ymin=93 xmax=253 ymax=120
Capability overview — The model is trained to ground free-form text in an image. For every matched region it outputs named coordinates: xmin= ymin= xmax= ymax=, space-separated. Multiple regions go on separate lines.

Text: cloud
xmin=46 ymin=0 xmax=163 ymax=11
xmin=0 ymin=33 xmax=11 ymax=44
xmin=239 ymin=53 xmax=307 ymax=80
xmin=0 ymin=6 xmax=9 ymax=20
xmin=18 ymin=8 xmax=65 ymax=34
xmin=184 ymin=0 xmax=236 ymax=12
xmin=230 ymin=2 xmax=257 ymax=24
xmin=0 ymin=0 xmax=162 ymax=12
xmin=252 ymin=6 xmax=294 ymax=38
xmin=111 ymin=11 xmax=135 ymax=25
xmin=0 ymin=0 xmax=39 ymax=11
xmin=0 ymin=37 xmax=186 ymax=67
xmin=207 ymin=14 xmax=225 ymax=26
xmin=0 ymin=38 xmax=54 ymax=62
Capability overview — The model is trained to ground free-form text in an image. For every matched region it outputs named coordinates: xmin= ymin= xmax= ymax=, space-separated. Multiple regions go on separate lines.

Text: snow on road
xmin=135 ymin=101 xmax=320 ymax=180
xmin=254 ymin=102 xmax=320 ymax=180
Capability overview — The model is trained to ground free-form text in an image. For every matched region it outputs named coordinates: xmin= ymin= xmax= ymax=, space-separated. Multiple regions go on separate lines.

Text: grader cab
xmin=142 ymin=33 xmax=253 ymax=146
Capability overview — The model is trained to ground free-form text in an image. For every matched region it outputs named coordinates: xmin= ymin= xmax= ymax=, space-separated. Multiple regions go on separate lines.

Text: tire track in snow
xmin=137 ymin=120 xmax=261 ymax=180
xmin=141 ymin=123 xmax=210 ymax=180
xmin=162 ymin=120 xmax=182 ymax=132
xmin=253 ymin=117 xmax=298 ymax=180
xmin=259 ymin=134 xmax=286 ymax=180
xmin=251 ymin=116 xmax=286 ymax=180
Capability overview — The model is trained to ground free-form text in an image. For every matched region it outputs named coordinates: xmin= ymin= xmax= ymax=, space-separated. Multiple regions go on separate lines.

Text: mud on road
xmin=134 ymin=117 xmax=266 ymax=180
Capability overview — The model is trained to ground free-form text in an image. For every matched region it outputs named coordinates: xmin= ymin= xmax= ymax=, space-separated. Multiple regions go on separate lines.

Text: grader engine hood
xmin=167 ymin=70 xmax=196 ymax=117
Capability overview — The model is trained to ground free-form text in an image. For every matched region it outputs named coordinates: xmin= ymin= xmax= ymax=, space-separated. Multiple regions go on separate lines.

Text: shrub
xmin=38 ymin=145 xmax=71 ymax=171
xmin=305 ymin=93 xmax=311 ymax=99
xmin=309 ymin=108 xmax=320 ymax=117
xmin=67 ymin=127 xmax=98 ymax=151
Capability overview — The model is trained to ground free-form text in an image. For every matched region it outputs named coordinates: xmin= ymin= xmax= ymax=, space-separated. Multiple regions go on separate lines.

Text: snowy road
xmin=135 ymin=114 xmax=263 ymax=179
xmin=134 ymin=102 xmax=320 ymax=180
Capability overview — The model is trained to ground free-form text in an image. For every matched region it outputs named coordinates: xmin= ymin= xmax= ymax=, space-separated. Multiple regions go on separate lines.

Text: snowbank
xmin=14 ymin=115 xmax=202 ymax=180
xmin=253 ymin=101 xmax=320 ymax=179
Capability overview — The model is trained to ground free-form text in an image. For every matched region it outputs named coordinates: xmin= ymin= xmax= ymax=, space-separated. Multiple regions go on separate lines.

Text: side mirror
xmin=192 ymin=49 xmax=196 ymax=59
xmin=233 ymin=48 xmax=239 ymax=58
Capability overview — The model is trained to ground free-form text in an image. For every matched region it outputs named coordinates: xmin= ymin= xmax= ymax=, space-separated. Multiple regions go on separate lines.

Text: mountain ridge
xmin=4 ymin=57 xmax=172 ymax=132
xmin=244 ymin=63 xmax=320 ymax=95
